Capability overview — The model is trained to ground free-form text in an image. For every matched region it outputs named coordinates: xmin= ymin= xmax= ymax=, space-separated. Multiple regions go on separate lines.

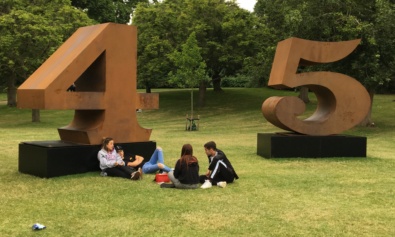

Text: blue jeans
xmin=142 ymin=148 xmax=171 ymax=174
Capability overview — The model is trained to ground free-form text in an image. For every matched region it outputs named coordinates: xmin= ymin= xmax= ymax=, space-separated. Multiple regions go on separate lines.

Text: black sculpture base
xmin=257 ymin=133 xmax=366 ymax=158
xmin=19 ymin=140 xmax=156 ymax=178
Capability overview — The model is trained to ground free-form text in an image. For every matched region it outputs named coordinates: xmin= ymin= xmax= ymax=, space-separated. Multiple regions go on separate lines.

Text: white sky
xmin=236 ymin=0 xmax=257 ymax=12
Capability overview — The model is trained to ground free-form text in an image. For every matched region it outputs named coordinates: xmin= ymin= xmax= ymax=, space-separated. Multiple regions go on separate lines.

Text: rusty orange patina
xmin=262 ymin=37 xmax=370 ymax=135
xmin=17 ymin=23 xmax=158 ymax=144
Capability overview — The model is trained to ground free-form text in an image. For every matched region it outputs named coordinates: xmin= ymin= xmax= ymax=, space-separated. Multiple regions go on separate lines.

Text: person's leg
xmin=120 ymin=166 xmax=142 ymax=180
xmin=210 ymin=160 xmax=234 ymax=184
xmin=142 ymin=148 xmax=160 ymax=173
xmin=147 ymin=148 xmax=160 ymax=164
xmin=142 ymin=162 xmax=160 ymax=174
xmin=199 ymin=174 xmax=208 ymax=184
xmin=156 ymin=148 xmax=165 ymax=164
xmin=167 ymin=171 xmax=181 ymax=187
xmin=142 ymin=147 xmax=172 ymax=173
xmin=105 ymin=167 xmax=130 ymax=179
xmin=153 ymin=147 xmax=172 ymax=172
xmin=176 ymin=183 xmax=199 ymax=189
xmin=167 ymin=171 xmax=198 ymax=189
xmin=120 ymin=166 xmax=136 ymax=174
xmin=211 ymin=177 xmax=221 ymax=186
xmin=221 ymin=168 xmax=235 ymax=183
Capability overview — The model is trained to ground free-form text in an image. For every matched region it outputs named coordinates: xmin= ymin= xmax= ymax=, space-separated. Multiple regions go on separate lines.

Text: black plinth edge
xmin=257 ymin=133 xmax=367 ymax=158
xmin=19 ymin=140 xmax=156 ymax=178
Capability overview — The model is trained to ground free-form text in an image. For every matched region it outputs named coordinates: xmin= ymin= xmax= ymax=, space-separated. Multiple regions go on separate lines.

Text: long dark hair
xmin=102 ymin=137 xmax=113 ymax=151
xmin=180 ymin=144 xmax=197 ymax=165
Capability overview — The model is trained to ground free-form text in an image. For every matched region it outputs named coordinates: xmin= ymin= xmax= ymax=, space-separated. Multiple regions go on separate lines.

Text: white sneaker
xmin=217 ymin=181 xmax=227 ymax=188
xmin=201 ymin=180 xmax=212 ymax=189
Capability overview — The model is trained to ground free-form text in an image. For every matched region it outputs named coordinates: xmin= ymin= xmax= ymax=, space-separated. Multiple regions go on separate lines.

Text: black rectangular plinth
xmin=19 ymin=140 xmax=156 ymax=178
xmin=257 ymin=133 xmax=366 ymax=158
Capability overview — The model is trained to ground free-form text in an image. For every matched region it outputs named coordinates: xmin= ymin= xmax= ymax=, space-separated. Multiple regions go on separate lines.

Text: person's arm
xmin=205 ymin=169 xmax=211 ymax=177
xmin=98 ymin=151 xmax=117 ymax=168
xmin=115 ymin=152 xmax=125 ymax=166
xmin=208 ymin=150 xmax=226 ymax=170
xmin=127 ymin=155 xmax=144 ymax=167
xmin=208 ymin=156 xmax=220 ymax=171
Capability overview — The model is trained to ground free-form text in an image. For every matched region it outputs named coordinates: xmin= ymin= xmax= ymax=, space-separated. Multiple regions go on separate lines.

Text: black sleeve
xmin=208 ymin=157 xmax=220 ymax=171
xmin=208 ymin=150 xmax=226 ymax=170
xmin=124 ymin=153 xmax=136 ymax=163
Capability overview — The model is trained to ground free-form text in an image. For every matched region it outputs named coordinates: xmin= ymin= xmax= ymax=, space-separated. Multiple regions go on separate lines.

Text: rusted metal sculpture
xmin=17 ymin=23 xmax=158 ymax=144
xmin=262 ymin=37 xmax=370 ymax=135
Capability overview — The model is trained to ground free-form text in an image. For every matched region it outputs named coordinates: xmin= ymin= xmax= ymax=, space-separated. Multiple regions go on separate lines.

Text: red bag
xmin=155 ymin=173 xmax=170 ymax=183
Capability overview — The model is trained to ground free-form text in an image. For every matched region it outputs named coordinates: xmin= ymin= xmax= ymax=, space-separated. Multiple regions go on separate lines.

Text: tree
xmin=0 ymin=0 xmax=94 ymax=113
xmin=133 ymin=0 xmax=258 ymax=96
xmin=168 ymin=32 xmax=209 ymax=109
xmin=132 ymin=1 xmax=183 ymax=92
xmin=71 ymin=0 xmax=148 ymax=24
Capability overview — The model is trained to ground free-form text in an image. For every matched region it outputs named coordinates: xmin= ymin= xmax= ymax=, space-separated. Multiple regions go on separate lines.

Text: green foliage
xmin=71 ymin=0 xmax=148 ymax=24
xmin=0 ymin=0 xmax=95 ymax=105
xmin=221 ymin=74 xmax=251 ymax=87
xmin=254 ymin=0 xmax=395 ymax=93
xmin=168 ymin=32 xmax=208 ymax=88
xmin=0 ymin=89 xmax=394 ymax=236
xmin=133 ymin=0 xmax=258 ymax=90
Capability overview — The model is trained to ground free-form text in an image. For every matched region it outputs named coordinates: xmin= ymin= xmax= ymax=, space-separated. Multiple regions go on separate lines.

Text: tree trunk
xmin=298 ymin=86 xmax=310 ymax=103
xmin=190 ymin=89 xmax=194 ymax=119
xmin=145 ymin=85 xmax=151 ymax=93
xmin=7 ymin=75 xmax=17 ymax=107
xmin=32 ymin=109 xmax=40 ymax=122
xmin=198 ymin=81 xmax=207 ymax=107
xmin=212 ymin=77 xmax=222 ymax=92
xmin=359 ymin=89 xmax=375 ymax=127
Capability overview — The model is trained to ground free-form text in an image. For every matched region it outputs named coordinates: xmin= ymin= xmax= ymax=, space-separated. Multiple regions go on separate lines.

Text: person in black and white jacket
xmin=200 ymin=141 xmax=239 ymax=189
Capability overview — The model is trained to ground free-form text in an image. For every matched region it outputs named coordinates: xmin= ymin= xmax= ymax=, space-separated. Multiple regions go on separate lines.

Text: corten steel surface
xmin=17 ymin=23 xmax=158 ymax=144
xmin=262 ymin=37 xmax=371 ymax=136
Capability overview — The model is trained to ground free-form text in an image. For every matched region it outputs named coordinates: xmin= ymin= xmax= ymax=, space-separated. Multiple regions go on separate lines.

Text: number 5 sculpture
xmin=262 ymin=37 xmax=370 ymax=135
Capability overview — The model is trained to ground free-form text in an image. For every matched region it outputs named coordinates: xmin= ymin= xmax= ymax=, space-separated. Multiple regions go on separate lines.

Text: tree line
xmin=1 ymin=0 xmax=394 ymax=119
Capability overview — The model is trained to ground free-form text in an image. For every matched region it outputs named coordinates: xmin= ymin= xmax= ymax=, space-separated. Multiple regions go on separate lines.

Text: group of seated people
xmin=97 ymin=137 xmax=239 ymax=189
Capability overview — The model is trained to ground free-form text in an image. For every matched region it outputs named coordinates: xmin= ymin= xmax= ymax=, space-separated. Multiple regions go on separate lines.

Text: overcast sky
xmin=236 ymin=0 xmax=257 ymax=12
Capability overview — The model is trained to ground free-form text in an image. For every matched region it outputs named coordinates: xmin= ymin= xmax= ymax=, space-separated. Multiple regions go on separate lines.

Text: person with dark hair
xmin=161 ymin=144 xmax=199 ymax=189
xmin=200 ymin=141 xmax=239 ymax=189
xmin=97 ymin=137 xmax=141 ymax=180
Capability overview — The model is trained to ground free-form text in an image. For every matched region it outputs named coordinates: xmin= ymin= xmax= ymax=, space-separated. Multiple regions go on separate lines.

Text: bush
xmin=221 ymin=74 xmax=251 ymax=87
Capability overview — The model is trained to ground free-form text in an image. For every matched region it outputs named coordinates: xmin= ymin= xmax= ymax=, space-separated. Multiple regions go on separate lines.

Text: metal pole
xmin=191 ymin=89 xmax=193 ymax=119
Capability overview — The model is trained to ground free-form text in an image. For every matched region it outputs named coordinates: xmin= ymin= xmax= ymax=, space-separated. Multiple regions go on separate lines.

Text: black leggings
xmin=104 ymin=166 xmax=136 ymax=179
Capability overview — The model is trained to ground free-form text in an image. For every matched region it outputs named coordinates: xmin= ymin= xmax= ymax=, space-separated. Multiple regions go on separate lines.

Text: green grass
xmin=0 ymin=88 xmax=394 ymax=236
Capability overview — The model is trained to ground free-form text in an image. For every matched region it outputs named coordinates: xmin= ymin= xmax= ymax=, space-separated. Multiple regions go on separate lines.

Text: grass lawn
xmin=0 ymin=88 xmax=394 ymax=236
